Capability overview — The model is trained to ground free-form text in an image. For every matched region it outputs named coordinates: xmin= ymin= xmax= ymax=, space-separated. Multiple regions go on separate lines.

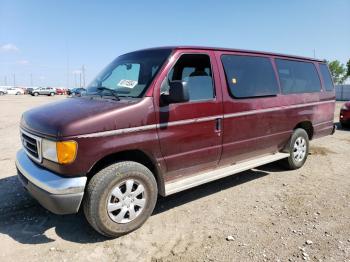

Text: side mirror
xmin=162 ymin=81 xmax=189 ymax=104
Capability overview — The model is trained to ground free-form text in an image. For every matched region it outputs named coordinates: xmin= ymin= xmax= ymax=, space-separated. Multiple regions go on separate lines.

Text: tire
xmin=50 ymin=92 xmax=55 ymax=96
xmin=340 ymin=122 xmax=349 ymax=129
xmin=16 ymin=92 xmax=20 ymax=95
xmin=0 ymin=91 xmax=4 ymax=96
xmin=282 ymin=128 xmax=309 ymax=170
xmin=33 ymin=92 xmax=39 ymax=96
xmin=83 ymin=161 xmax=158 ymax=237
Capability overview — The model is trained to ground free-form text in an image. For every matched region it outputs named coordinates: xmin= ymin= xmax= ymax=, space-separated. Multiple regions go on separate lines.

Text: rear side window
xmin=319 ymin=64 xmax=334 ymax=91
xmin=221 ymin=55 xmax=279 ymax=98
xmin=276 ymin=59 xmax=321 ymax=94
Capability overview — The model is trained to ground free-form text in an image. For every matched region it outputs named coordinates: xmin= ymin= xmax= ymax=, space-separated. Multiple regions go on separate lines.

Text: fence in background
xmin=335 ymin=85 xmax=350 ymax=101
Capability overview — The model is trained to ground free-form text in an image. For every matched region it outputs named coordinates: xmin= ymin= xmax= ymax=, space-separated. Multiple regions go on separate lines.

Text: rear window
xmin=221 ymin=55 xmax=279 ymax=98
xmin=275 ymin=59 xmax=321 ymax=94
xmin=319 ymin=63 xmax=334 ymax=91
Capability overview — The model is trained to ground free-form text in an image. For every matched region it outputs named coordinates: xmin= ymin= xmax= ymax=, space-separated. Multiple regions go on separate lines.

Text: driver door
xmin=155 ymin=51 xmax=223 ymax=180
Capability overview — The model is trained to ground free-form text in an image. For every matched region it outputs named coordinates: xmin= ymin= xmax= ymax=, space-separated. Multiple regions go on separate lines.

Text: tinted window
xmin=161 ymin=54 xmax=214 ymax=101
xmin=221 ymin=55 xmax=279 ymax=98
xmin=276 ymin=59 xmax=321 ymax=94
xmin=319 ymin=64 xmax=334 ymax=91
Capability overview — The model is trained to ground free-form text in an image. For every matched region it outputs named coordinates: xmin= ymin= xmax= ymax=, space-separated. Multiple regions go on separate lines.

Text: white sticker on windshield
xmin=117 ymin=79 xmax=138 ymax=88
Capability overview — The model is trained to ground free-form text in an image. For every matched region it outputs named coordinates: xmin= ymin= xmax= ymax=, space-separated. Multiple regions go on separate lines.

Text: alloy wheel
xmin=107 ymin=179 xmax=146 ymax=224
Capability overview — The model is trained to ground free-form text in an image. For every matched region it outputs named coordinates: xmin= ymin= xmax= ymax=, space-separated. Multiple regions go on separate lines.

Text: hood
xmin=21 ymin=97 xmax=153 ymax=138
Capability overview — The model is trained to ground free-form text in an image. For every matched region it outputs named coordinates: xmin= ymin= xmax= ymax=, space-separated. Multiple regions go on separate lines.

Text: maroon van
xmin=16 ymin=46 xmax=336 ymax=237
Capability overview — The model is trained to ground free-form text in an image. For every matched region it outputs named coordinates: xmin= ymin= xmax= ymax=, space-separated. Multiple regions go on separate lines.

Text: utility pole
xmin=79 ymin=72 xmax=82 ymax=88
xmin=4 ymin=76 xmax=7 ymax=85
xmin=66 ymin=41 xmax=70 ymax=89
xmin=81 ymin=65 xmax=86 ymax=88
xmin=13 ymin=73 xmax=16 ymax=87
xmin=74 ymin=73 xmax=77 ymax=88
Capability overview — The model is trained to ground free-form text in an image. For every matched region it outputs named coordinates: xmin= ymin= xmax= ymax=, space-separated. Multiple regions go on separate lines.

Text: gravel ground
xmin=0 ymin=95 xmax=349 ymax=262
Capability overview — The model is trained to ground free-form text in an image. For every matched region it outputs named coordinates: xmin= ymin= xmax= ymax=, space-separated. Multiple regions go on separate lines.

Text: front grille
xmin=20 ymin=129 xmax=42 ymax=162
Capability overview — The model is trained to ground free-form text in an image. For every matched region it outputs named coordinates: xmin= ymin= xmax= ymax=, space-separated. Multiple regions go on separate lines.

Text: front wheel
xmin=50 ymin=92 xmax=55 ymax=96
xmin=282 ymin=128 xmax=309 ymax=170
xmin=83 ymin=161 xmax=158 ymax=237
xmin=33 ymin=92 xmax=39 ymax=96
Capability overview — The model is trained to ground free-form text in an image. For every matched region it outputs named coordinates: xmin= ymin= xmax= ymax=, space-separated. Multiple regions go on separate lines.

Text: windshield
xmin=85 ymin=49 xmax=172 ymax=98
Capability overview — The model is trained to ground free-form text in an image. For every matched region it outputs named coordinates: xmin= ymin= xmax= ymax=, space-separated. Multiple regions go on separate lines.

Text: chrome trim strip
xmin=77 ymin=124 xmax=158 ymax=138
xmin=158 ymin=115 xmax=222 ymax=128
xmin=16 ymin=149 xmax=86 ymax=195
xmin=224 ymin=100 xmax=335 ymax=119
xmin=165 ymin=152 xmax=289 ymax=196
xmin=313 ymin=120 xmax=334 ymax=127
xmin=74 ymin=100 xmax=335 ymax=138
xmin=20 ymin=128 xmax=42 ymax=163
xmin=77 ymin=116 xmax=222 ymax=138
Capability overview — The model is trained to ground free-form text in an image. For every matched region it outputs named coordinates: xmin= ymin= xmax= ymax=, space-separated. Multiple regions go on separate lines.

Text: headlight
xmin=42 ymin=139 xmax=77 ymax=164
xmin=341 ymin=104 xmax=349 ymax=110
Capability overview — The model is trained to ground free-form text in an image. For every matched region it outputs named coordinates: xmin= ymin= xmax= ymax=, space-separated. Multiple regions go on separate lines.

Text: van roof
xmin=138 ymin=46 xmax=324 ymax=63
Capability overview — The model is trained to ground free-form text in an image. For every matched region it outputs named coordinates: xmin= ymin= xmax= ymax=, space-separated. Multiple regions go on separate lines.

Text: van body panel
xmin=23 ymin=97 xmax=167 ymax=177
xmin=213 ymin=50 xmax=335 ymax=167
xmin=16 ymin=46 xmax=336 ymax=202
xmin=152 ymin=49 xmax=224 ymax=181
xmin=21 ymin=96 xmax=156 ymax=138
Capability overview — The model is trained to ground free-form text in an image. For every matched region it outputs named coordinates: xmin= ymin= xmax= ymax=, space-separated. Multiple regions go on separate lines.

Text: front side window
xmin=276 ymin=59 xmax=321 ymax=94
xmin=161 ymin=54 xmax=214 ymax=101
xmin=319 ymin=63 xmax=334 ymax=91
xmin=221 ymin=55 xmax=279 ymax=98
xmin=86 ymin=49 xmax=172 ymax=98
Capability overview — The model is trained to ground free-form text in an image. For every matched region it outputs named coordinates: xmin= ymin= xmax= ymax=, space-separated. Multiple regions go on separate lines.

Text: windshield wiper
xmin=97 ymin=87 xmax=120 ymax=101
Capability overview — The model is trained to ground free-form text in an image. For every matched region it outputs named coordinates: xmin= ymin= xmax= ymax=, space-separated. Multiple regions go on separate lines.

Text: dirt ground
xmin=0 ymin=95 xmax=349 ymax=262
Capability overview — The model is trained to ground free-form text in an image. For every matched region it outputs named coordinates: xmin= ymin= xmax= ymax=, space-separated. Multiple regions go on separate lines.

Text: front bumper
xmin=15 ymin=149 xmax=87 ymax=215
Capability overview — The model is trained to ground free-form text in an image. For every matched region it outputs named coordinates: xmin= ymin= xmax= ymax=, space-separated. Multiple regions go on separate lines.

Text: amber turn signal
xmin=56 ymin=141 xmax=77 ymax=164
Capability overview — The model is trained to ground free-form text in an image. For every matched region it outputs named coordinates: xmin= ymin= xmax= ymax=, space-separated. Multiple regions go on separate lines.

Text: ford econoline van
xmin=16 ymin=46 xmax=336 ymax=237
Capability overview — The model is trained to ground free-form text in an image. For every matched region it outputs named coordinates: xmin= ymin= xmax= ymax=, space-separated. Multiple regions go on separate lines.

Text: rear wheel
xmin=50 ymin=92 xmax=55 ymax=96
xmin=83 ymin=161 xmax=158 ymax=237
xmin=16 ymin=92 xmax=20 ymax=95
xmin=282 ymin=128 xmax=309 ymax=170
xmin=0 ymin=91 xmax=4 ymax=95
xmin=33 ymin=92 xmax=39 ymax=96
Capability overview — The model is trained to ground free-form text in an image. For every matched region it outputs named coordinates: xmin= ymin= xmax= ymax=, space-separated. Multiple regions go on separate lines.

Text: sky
xmin=1 ymin=0 xmax=349 ymax=88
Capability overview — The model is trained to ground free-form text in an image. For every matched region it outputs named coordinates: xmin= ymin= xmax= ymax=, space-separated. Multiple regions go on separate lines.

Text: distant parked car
xmin=6 ymin=87 xmax=24 ymax=95
xmin=340 ymin=101 xmax=350 ymax=128
xmin=31 ymin=87 xmax=56 ymax=96
xmin=67 ymin=87 xmax=86 ymax=96
xmin=0 ymin=87 xmax=8 ymax=95
xmin=56 ymin=88 xmax=66 ymax=95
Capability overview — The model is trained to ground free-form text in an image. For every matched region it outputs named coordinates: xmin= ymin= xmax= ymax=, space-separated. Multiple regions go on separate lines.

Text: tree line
xmin=327 ymin=59 xmax=350 ymax=85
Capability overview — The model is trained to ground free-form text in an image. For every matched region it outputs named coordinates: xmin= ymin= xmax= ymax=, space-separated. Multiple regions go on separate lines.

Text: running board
xmin=164 ymin=152 xmax=289 ymax=196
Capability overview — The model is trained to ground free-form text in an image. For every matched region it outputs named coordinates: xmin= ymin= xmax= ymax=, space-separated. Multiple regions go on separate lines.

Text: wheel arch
xmin=87 ymin=149 xmax=165 ymax=196
xmin=294 ymin=121 xmax=314 ymax=140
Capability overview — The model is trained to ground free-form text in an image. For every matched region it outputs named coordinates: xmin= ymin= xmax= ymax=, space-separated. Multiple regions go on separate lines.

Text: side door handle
xmin=215 ymin=118 xmax=222 ymax=133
